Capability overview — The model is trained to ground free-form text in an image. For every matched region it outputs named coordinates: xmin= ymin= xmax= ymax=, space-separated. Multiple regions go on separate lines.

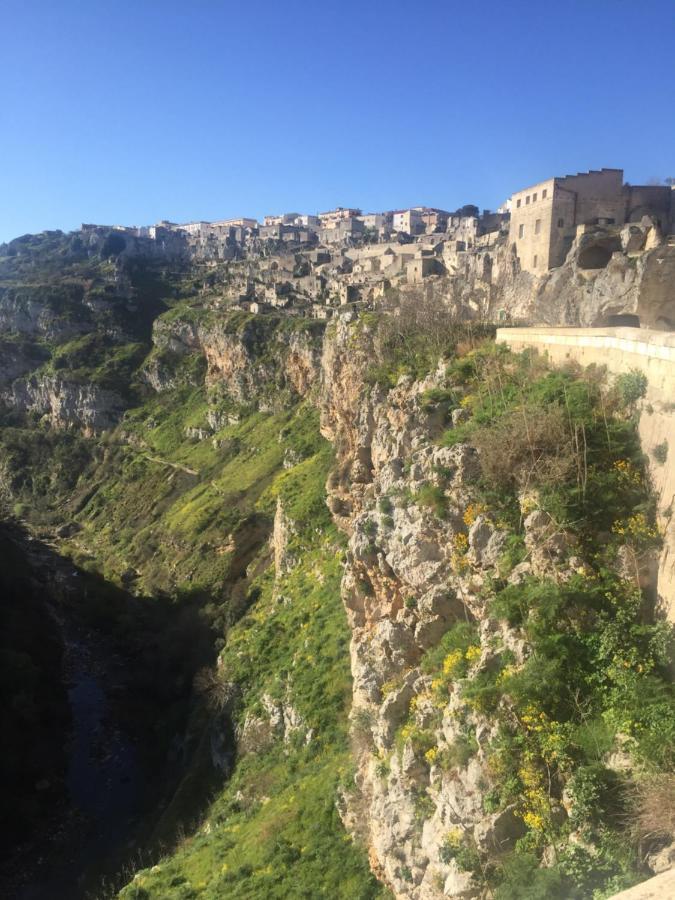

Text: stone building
xmin=419 ymin=208 xmax=451 ymax=231
xmin=509 ymin=168 xmax=673 ymax=274
xmin=317 ymin=207 xmax=361 ymax=227
xmin=392 ymin=208 xmax=424 ymax=235
xmin=317 ymin=218 xmax=364 ymax=243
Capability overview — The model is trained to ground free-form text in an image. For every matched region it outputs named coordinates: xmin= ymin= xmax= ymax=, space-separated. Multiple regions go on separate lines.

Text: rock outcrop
xmin=318 ymin=317 xmax=525 ymax=897
xmin=2 ymin=374 xmax=125 ymax=432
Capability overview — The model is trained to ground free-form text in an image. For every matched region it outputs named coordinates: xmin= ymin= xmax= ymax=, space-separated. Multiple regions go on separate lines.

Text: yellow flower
xmin=463 ymin=503 xmax=486 ymax=527
xmin=522 ymin=811 xmax=545 ymax=831
xmin=443 ymin=649 xmax=464 ymax=676
xmin=445 ymin=827 xmax=463 ymax=848
xmin=465 ymin=645 xmax=482 ymax=664
xmin=425 ymin=747 xmax=438 ymax=764
xmin=453 ymin=532 xmax=469 ymax=551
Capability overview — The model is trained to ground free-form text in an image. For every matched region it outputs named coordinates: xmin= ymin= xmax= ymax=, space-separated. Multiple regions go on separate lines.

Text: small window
xmin=557 ymin=218 xmax=564 ymax=228
xmin=526 ymin=195 xmax=530 ymax=205
xmin=533 ymin=192 xmax=537 ymax=202
xmin=516 ymin=199 xmax=521 ymax=208
xmin=535 ymin=219 xmax=541 ymax=235
xmin=542 ymin=189 xmax=548 ymax=199
xmin=533 ymin=255 xmax=538 ymax=268
xmin=518 ymin=224 xmax=525 ymax=239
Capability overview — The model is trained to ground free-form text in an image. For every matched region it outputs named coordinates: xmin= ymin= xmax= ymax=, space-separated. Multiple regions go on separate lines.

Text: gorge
xmin=0 ymin=225 xmax=673 ymax=900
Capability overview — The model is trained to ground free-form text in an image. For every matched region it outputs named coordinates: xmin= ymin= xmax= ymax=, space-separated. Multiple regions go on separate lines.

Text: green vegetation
xmin=409 ymin=341 xmax=675 ymax=898
xmin=653 ymin=439 xmax=668 ymax=464
xmin=2 ymin=234 xmax=673 ymax=900
xmin=363 ymin=291 xmax=494 ymax=388
xmin=114 ymin=430 xmax=386 ymax=898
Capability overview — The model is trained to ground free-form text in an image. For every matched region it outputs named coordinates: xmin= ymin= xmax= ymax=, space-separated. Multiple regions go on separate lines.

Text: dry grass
xmin=629 ymin=774 xmax=675 ymax=843
xmin=473 ymin=404 xmax=575 ymax=491
xmin=193 ymin=665 xmax=236 ymax=712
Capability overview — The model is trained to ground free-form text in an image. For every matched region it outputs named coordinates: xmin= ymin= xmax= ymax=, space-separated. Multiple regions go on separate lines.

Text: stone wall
xmin=497 ymin=326 xmax=675 ymax=622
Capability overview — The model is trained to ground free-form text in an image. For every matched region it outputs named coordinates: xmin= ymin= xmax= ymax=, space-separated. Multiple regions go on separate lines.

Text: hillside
xmin=0 ymin=230 xmax=673 ymax=900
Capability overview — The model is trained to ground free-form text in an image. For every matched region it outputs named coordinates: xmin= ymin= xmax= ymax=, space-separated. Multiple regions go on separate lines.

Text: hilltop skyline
xmin=1 ymin=0 xmax=674 ymax=243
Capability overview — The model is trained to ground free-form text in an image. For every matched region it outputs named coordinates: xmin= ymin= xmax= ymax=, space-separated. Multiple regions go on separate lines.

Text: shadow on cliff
xmin=0 ymin=519 xmax=236 ymax=899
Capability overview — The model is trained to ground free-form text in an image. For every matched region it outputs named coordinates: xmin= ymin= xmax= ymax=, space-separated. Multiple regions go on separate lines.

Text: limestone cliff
xmin=318 ymin=314 xmax=674 ymax=899
xmin=436 ymin=219 xmax=675 ymax=330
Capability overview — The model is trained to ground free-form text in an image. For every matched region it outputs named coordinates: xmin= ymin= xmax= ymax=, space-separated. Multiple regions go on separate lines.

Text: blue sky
xmin=1 ymin=0 xmax=673 ymax=242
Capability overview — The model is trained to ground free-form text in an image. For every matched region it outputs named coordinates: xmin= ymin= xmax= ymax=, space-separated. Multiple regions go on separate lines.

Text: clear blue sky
xmin=1 ymin=0 xmax=674 ymax=242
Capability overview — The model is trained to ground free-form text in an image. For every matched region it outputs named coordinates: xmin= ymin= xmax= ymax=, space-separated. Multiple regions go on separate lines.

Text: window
xmin=535 ymin=218 xmax=541 ymax=235
xmin=533 ymin=255 xmax=538 ymax=268
xmin=526 ymin=195 xmax=530 ymax=205
xmin=518 ymin=224 xmax=525 ymax=239
xmin=533 ymin=192 xmax=537 ymax=202
xmin=542 ymin=189 xmax=548 ymax=199
xmin=557 ymin=218 xmax=564 ymax=228
xmin=516 ymin=199 xmax=521 ymax=208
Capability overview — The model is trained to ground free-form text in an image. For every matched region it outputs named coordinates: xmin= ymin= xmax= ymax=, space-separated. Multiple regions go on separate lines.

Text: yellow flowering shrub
xmin=465 ymin=644 xmax=482 ymax=665
xmin=443 ymin=649 xmax=464 ymax=677
xmin=613 ymin=458 xmax=643 ymax=488
xmin=612 ymin=512 xmax=658 ymax=543
xmin=451 ymin=532 xmax=470 ymax=573
xmin=445 ymin=827 xmax=463 ymax=848
xmin=463 ymin=503 xmax=486 ymax=528
xmin=424 ymin=747 xmax=438 ymax=765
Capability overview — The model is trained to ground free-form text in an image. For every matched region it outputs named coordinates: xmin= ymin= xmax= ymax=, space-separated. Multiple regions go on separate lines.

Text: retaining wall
xmin=497 ymin=326 xmax=675 ymax=622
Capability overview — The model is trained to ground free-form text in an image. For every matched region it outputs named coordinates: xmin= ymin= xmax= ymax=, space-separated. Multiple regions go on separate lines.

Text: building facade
xmin=509 ymin=168 xmax=673 ymax=274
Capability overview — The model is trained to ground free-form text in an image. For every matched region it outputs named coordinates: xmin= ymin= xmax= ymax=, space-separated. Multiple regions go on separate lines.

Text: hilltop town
xmin=67 ymin=167 xmax=675 ymax=327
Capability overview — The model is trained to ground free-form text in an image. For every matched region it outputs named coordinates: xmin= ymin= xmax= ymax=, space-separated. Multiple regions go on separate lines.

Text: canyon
xmin=0 ymin=224 xmax=673 ymax=900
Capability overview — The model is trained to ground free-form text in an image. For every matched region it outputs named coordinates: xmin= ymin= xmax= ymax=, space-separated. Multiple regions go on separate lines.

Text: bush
xmin=472 ymin=404 xmax=574 ymax=491
xmin=653 ymin=440 xmax=668 ymax=464
xmin=495 ymin=852 xmax=566 ymax=899
xmin=567 ymin=764 xmax=624 ymax=828
xmin=616 ymin=370 xmax=648 ymax=407
xmin=438 ymin=733 xmax=479 ymax=770
xmin=421 ymin=621 xmax=479 ymax=674
xmin=415 ymin=483 xmax=447 ymax=517
xmin=629 ymin=774 xmax=675 ymax=843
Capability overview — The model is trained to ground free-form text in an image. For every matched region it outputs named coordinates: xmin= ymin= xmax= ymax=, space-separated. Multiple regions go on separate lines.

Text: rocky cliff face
xmin=2 ymin=374 xmax=125 ymax=433
xmin=439 ymin=219 xmax=675 ymax=330
xmin=317 ymin=315 xmax=673 ymax=899
xmin=320 ymin=319 xmax=513 ymax=896
xmin=145 ymin=310 xmax=325 ymax=415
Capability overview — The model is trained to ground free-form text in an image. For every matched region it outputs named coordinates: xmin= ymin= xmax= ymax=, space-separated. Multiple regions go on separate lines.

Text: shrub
xmin=629 ymin=774 xmax=675 ymax=843
xmin=437 ymin=733 xmax=479 ymax=770
xmin=377 ymin=496 xmax=393 ymax=515
xmin=472 ymin=404 xmax=574 ymax=491
xmin=567 ymin=764 xmax=624 ymax=828
xmin=653 ymin=440 xmax=668 ymax=464
xmin=616 ymin=370 xmax=648 ymax=407
xmin=495 ymin=852 xmax=566 ymax=899
xmin=415 ymin=483 xmax=447 ymax=517
xmin=421 ymin=621 xmax=479 ymax=674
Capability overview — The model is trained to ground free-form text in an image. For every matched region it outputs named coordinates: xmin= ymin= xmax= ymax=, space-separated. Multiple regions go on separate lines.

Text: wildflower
xmin=443 ymin=649 xmax=464 ymax=677
xmin=463 ymin=503 xmax=486 ymax=527
xmin=465 ymin=644 xmax=482 ymax=664
xmin=445 ymin=827 xmax=463 ymax=848
xmin=522 ymin=811 xmax=545 ymax=831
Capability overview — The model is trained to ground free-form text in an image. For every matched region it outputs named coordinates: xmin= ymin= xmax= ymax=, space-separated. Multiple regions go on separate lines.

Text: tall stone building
xmin=509 ymin=168 xmax=672 ymax=274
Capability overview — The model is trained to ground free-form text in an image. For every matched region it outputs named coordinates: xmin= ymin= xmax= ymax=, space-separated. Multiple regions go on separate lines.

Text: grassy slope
xmin=0 ymin=377 xmax=386 ymax=899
